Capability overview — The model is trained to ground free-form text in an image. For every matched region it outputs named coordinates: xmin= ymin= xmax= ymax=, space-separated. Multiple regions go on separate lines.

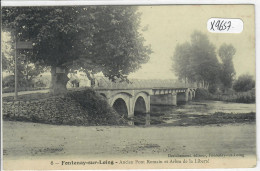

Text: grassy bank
xmin=195 ymin=88 xmax=255 ymax=103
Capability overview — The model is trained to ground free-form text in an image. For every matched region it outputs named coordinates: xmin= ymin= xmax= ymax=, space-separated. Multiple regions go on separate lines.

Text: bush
xmin=194 ymin=87 xmax=255 ymax=103
xmin=194 ymin=88 xmax=211 ymax=100
xmin=2 ymin=75 xmax=15 ymax=88
xmin=211 ymin=89 xmax=255 ymax=103
xmin=35 ymin=79 xmax=47 ymax=87
xmin=233 ymin=74 xmax=255 ymax=92
xmin=208 ymin=84 xmax=218 ymax=94
xmin=233 ymin=89 xmax=255 ymax=103
xmin=2 ymin=75 xmax=40 ymax=92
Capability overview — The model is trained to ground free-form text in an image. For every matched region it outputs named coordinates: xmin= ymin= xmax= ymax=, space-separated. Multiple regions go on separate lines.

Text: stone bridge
xmin=95 ymin=87 xmax=196 ymax=118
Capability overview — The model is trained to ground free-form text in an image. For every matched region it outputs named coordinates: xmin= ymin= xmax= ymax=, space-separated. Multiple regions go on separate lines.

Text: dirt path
xmin=3 ymin=121 xmax=255 ymax=160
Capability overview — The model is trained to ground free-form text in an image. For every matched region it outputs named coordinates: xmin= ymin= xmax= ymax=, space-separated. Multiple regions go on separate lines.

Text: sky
xmin=2 ymin=5 xmax=255 ymax=80
xmin=129 ymin=5 xmax=255 ymax=80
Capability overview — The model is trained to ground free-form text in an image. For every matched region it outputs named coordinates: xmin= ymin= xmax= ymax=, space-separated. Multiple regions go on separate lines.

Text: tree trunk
xmin=85 ymin=72 xmax=95 ymax=88
xmin=50 ymin=66 xmax=69 ymax=95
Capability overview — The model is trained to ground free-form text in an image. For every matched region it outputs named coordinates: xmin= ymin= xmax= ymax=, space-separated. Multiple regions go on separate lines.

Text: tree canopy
xmin=2 ymin=6 xmax=152 ymax=93
xmin=218 ymin=43 xmax=236 ymax=89
xmin=172 ymin=31 xmax=221 ymax=89
xmin=233 ymin=74 xmax=255 ymax=92
xmin=172 ymin=31 xmax=238 ymax=93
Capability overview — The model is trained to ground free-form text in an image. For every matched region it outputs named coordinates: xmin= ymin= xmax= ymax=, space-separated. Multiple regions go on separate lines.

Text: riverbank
xmin=134 ymin=111 xmax=255 ymax=126
xmin=3 ymin=121 xmax=255 ymax=162
xmin=195 ymin=88 xmax=255 ymax=103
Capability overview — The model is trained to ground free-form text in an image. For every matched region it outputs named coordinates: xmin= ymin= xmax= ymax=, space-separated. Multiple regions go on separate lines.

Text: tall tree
xmin=2 ymin=6 xmax=151 ymax=94
xmin=190 ymin=31 xmax=220 ymax=88
xmin=172 ymin=42 xmax=196 ymax=85
xmin=218 ymin=43 xmax=236 ymax=90
xmin=172 ymin=31 xmax=221 ymax=89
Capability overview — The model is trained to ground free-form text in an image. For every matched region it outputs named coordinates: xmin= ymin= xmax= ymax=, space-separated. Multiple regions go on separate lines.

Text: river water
xmin=134 ymin=100 xmax=256 ymax=126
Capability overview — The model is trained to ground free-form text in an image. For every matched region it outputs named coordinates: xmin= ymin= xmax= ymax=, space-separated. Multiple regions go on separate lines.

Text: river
xmin=134 ymin=100 xmax=256 ymax=126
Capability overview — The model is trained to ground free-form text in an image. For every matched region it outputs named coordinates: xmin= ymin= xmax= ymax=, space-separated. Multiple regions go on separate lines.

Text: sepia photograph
xmin=1 ymin=1 xmax=257 ymax=170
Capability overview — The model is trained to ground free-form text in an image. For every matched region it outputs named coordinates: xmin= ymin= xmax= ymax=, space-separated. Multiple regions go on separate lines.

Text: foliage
xmin=2 ymin=32 xmax=46 ymax=88
xmin=218 ymin=43 xmax=236 ymax=89
xmin=2 ymin=6 xmax=152 ymax=93
xmin=208 ymin=84 xmax=219 ymax=94
xmin=194 ymin=88 xmax=212 ymax=100
xmin=2 ymin=75 xmax=16 ymax=88
xmin=172 ymin=31 xmax=221 ymax=88
xmin=233 ymin=74 xmax=255 ymax=92
xmin=172 ymin=42 xmax=192 ymax=84
xmin=2 ymin=53 xmax=9 ymax=71
xmin=172 ymin=31 xmax=238 ymax=93
xmin=195 ymin=88 xmax=255 ymax=104
xmin=212 ymin=89 xmax=255 ymax=103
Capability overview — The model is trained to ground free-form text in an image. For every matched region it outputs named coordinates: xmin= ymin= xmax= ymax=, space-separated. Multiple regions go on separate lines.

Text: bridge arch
xmin=134 ymin=96 xmax=146 ymax=114
xmin=110 ymin=93 xmax=132 ymax=117
xmin=133 ymin=92 xmax=150 ymax=114
xmin=112 ymin=98 xmax=128 ymax=117
xmin=192 ymin=90 xmax=196 ymax=99
xmin=188 ymin=91 xmax=192 ymax=100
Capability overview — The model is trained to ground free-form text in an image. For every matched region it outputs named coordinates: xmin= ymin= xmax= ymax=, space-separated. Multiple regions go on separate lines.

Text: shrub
xmin=210 ymin=89 xmax=255 ymax=103
xmin=35 ymin=79 xmax=47 ymax=87
xmin=194 ymin=88 xmax=211 ymax=100
xmin=194 ymin=87 xmax=255 ymax=103
xmin=2 ymin=75 xmax=15 ymax=88
xmin=233 ymin=74 xmax=255 ymax=92
xmin=208 ymin=84 xmax=218 ymax=94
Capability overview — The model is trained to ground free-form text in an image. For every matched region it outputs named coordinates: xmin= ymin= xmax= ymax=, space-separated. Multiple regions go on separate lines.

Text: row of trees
xmin=172 ymin=31 xmax=238 ymax=93
xmin=2 ymin=6 xmax=152 ymax=94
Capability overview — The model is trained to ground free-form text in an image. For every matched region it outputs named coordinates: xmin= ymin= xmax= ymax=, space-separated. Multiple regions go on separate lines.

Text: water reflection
xmin=133 ymin=112 xmax=150 ymax=126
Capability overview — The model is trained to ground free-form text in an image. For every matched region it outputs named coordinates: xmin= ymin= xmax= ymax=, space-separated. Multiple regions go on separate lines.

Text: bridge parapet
xmin=152 ymin=88 xmax=188 ymax=95
xmin=94 ymin=87 xmax=197 ymax=118
xmin=95 ymin=77 xmax=197 ymax=89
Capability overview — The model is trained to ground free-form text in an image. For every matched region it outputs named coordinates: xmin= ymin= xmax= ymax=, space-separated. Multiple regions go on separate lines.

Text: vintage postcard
xmin=1 ymin=1 xmax=257 ymax=170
